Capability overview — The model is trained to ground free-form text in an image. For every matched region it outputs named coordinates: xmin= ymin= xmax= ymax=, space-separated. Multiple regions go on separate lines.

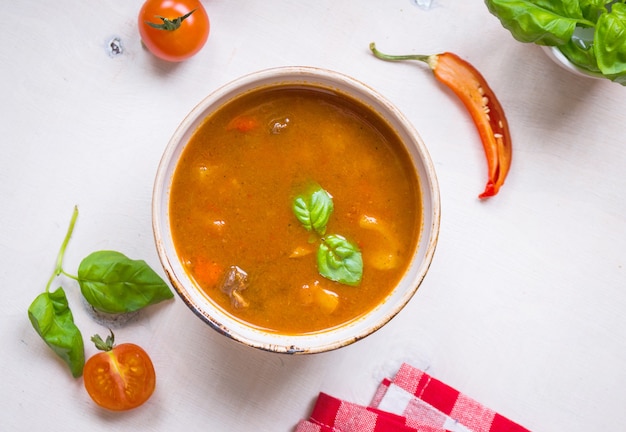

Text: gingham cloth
xmin=295 ymin=363 xmax=529 ymax=432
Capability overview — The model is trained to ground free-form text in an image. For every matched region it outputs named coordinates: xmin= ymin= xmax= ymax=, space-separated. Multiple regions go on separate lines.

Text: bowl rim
xmin=541 ymin=45 xmax=605 ymax=80
xmin=152 ymin=66 xmax=441 ymax=354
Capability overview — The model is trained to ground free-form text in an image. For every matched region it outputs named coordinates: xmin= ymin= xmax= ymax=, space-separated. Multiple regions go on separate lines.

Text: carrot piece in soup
xmin=193 ymin=258 xmax=223 ymax=287
xmin=226 ymin=115 xmax=260 ymax=132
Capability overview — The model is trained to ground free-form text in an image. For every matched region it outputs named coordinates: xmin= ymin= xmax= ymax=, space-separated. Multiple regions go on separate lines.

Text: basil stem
xmin=45 ymin=206 xmax=79 ymax=292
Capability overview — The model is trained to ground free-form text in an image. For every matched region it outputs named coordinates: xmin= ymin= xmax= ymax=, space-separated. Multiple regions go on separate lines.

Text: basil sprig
xmin=293 ymin=185 xmax=363 ymax=286
xmin=27 ymin=206 xmax=173 ymax=377
xmin=485 ymin=0 xmax=626 ymax=84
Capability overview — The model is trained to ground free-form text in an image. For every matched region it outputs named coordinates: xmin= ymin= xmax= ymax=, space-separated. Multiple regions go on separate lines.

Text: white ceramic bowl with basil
xmin=485 ymin=0 xmax=626 ymax=85
xmin=152 ymin=66 xmax=441 ymax=354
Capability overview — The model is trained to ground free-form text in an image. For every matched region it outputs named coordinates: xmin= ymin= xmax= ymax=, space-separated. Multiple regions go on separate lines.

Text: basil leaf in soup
xmin=78 ymin=250 xmax=173 ymax=314
xmin=293 ymin=186 xmax=334 ymax=235
xmin=28 ymin=287 xmax=85 ymax=377
xmin=317 ymin=234 xmax=363 ymax=286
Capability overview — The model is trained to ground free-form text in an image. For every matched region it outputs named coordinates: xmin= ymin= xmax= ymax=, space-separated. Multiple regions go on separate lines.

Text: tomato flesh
xmin=138 ymin=0 xmax=210 ymax=62
xmin=83 ymin=343 xmax=156 ymax=411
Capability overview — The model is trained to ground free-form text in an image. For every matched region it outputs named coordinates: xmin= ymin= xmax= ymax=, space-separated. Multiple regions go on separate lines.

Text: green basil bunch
xmin=485 ymin=0 xmax=626 ymax=84
xmin=28 ymin=207 xmax=173 ymax=377
xmin=293 ymin=184 xmax=363 ymax=286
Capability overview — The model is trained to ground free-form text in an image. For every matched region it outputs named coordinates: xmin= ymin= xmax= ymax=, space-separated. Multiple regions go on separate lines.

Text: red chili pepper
xmin=369 ymin=43 xmax=512 ymax=199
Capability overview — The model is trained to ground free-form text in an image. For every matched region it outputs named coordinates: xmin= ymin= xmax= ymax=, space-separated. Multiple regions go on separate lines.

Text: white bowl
xmin=152 ymin=66 xmax=441 ymax=354
xmin=541 ymin=45 xmax=605 ymax=80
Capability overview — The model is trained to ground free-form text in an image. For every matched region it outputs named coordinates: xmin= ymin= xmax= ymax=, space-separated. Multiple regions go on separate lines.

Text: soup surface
xmin=169 ymin=84 xmax=421 ymax=334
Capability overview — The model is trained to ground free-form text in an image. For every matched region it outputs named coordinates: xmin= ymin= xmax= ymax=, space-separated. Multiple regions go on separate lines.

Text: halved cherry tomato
xmin=138 ymin=0 xmax=210 ymax=62
xmin=83 ymin=332 xmax=156 ymax=411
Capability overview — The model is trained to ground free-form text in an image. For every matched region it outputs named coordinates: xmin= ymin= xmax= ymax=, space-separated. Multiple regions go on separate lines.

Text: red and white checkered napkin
xmin=295 ymin=363 xmax=529 ymax=432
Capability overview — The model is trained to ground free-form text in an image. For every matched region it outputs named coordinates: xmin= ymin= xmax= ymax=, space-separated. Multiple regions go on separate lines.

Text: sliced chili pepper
xmin=369 ymin=43 xmax=512 ymax=199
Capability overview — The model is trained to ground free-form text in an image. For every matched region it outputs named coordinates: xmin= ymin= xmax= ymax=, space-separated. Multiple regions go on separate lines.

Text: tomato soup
xmin=169 ymin=85 xmax=421 ymax=334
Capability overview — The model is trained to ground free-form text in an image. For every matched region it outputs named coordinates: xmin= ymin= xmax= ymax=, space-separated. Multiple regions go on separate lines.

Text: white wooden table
xmin=3 ymin=1 xmax=625 ymax=430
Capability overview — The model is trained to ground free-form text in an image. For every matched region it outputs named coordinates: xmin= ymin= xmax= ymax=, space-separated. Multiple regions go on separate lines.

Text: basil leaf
xmin=558 ymin=39 xmax=602 ymax=72
xmin=28 ymin=288 xmax=85 ymax=377
xmin=78 ymin=250 xmax=173 ymax=314
xmin=595 ymin=3 xmax=626 ymax=75
xmin=317 ymin=234 xmax=363 ymax=286
xmin=485 ymin=0 xmax=585 ymax=45
xmin=607 ymin=72 xmax=626 ymax=85
xmin=579 ymin=0 xmax=611 ymax=22
xmin=293 ymin=186 xmax=334 ymax=235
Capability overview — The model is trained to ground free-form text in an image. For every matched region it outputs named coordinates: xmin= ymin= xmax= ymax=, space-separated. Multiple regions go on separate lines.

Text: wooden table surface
xmin=3 ymin=1 xmax=625 ymax=431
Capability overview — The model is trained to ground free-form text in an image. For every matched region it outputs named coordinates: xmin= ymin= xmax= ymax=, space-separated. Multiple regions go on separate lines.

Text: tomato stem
xmin=46 ymin=206 xmax=79 ymax=292
xmin=91 ymin=331 xmax=115 ymax=352
xmin=145 ymin=9 xmax=196 ymax=31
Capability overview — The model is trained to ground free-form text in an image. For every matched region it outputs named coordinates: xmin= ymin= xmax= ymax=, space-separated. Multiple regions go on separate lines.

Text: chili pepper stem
xmin=369 ymin=43 xmax=437 ymax=70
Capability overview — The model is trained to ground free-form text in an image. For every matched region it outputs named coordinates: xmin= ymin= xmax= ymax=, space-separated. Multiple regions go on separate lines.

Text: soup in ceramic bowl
xmin=152 ymin=67 xmax=440 ymax=353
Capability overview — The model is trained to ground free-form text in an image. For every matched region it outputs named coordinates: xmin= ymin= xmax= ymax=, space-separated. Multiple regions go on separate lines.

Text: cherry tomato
xmin=83 ymin=332 xmax=156 ymax=411
xmin=138 ymin=0 xmax=210 ymax=62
